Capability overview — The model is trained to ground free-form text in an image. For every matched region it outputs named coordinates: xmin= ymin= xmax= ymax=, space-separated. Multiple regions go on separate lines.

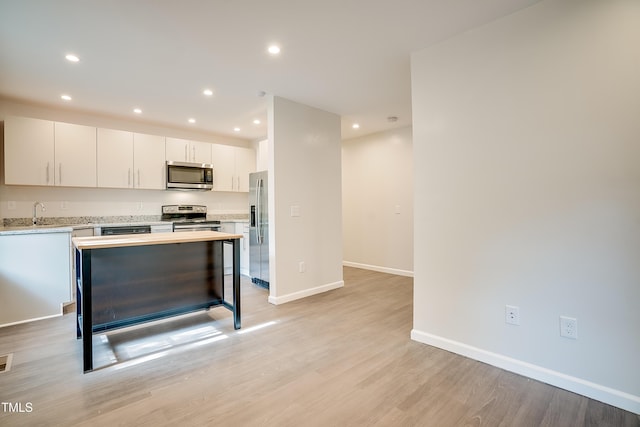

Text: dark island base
xmin=76 ymin=238 xmax=241 ymax=372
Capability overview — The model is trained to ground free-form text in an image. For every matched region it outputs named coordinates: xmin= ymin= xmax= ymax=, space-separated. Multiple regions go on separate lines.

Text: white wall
xmin=342 ymin=126 xmax=413 ymax=276
xmin=0 ymin=98 xmax=250 ymax=219
xmin=268 ymin=96 xmax=343 ymax=304
xmin=411 ymin=0 xmax=640 ymax=414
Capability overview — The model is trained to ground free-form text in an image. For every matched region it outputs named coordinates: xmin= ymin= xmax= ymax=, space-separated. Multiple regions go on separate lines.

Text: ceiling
xmin=0 ymin=0 xmax=539 ymax=141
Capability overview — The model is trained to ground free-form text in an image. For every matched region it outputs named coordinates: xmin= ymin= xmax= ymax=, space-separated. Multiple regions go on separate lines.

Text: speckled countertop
xmin=0 ymin=214 xmax=249 ymax=235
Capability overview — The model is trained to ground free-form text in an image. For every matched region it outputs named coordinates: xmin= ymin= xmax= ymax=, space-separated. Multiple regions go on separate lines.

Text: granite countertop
xmin=0 ymin=224 xmax=76 ymax=235
xmin=0 ymin=215 xmax=168 ymax=236
xmin=0 ymin=214 xmax=249 ymax=236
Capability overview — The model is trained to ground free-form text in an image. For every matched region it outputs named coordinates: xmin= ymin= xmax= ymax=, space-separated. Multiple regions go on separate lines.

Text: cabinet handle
xmin=137 ymin=169 xmax=141 ymax=188
xmin=59 ymin=163 xmax=62 ymax=184
xmin=46 ymin=162 xmax=50 ymax=184
xmin=184 ymin=145 xmax=188 ymax=161
xmin=128 ymin=168 xmax=131 ymax=187
xmin=192 ymin=146 xmax=196 ymax=162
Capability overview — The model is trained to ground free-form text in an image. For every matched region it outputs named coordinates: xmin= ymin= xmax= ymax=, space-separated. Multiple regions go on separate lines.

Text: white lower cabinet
xmin=151 ymin=224 xmax=173 ymax=233
xmin=221 ymin=222 xmax=249 ymax=276
xmin=237 ymin=221 xmax=250 ymax=276
xmin=221 ymin=222 xmax=234 ymax=275
xmin=0 ymin=232 xmax=71 ymax=326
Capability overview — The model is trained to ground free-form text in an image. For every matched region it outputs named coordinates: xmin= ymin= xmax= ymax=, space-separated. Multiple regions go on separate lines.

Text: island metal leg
xmin=78 ymin=249 xmax=93 ymax=373
xmin=232 ymin=238 xmax=241 ymax=329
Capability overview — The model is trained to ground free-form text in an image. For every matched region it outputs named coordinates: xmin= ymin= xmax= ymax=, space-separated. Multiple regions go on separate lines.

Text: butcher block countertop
xmin=73 ymin=230 xmax=242 ymax=250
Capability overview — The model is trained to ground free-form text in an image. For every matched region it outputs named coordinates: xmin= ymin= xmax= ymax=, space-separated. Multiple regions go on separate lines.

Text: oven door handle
xmin=173 ymin=224 xmax=221 ymax=232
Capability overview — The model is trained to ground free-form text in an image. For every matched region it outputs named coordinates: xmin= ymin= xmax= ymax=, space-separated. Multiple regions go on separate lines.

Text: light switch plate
xmin=290 ymin=205 xmax=300 ymax=217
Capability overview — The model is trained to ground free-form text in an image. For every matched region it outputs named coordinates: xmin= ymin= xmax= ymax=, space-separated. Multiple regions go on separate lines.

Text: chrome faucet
xmin=32 ymin=201 xmax=45 ymax=225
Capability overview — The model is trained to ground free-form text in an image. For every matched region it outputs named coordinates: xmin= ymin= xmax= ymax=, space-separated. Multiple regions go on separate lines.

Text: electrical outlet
xmin=7 ymin=201 xmax=16 ymax=210
xmin=560 ymin=316 xmax=578 ymax=339
xmin=61 ymin=201 xmax=69 ymax=210
xmin=298 ymin=261 xmax=305 ymax=273
xmin=505 ymin=305 xmax=520 ymax=325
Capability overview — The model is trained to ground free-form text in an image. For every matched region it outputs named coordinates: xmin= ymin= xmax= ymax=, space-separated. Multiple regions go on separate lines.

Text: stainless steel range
xmin=161 ymin=205 xmax=221 ymax=232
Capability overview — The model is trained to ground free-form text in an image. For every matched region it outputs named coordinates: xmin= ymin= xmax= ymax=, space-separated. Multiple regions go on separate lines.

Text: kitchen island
xmin=72 ymin=230 xmax=242 ymax=372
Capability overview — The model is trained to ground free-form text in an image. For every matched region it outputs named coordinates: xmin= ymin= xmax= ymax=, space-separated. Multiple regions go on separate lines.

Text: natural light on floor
xmin=106 ymin=319 xmax=279 ymax=371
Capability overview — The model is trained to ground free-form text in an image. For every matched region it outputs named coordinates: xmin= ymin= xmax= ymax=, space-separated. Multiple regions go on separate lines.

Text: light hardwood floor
xmin=0 ymin=267 xmax=638 ymax=426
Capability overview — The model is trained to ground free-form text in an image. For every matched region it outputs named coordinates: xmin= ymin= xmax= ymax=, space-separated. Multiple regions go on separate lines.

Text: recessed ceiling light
xmin=203 ymin=89 xmax=213 ymax=96
xmin=188 ymin=118 xmax=196 ymax=124
xmin=352 ymin=123 xmax=360 ymax=129
xmin=253 ymin=119 xmax=261 ymax=125
xmin=61 ymin=94 xmax=72 ymax=101
xmin=133 ymin=108 xmax=142 ymax=114
xmin=267 ymin=45 xmax=281 ymax=55
xmin=233 ymin=127 xmax=241 ymax=132
xmin=65 ymin=54 xmax=79 ymax=62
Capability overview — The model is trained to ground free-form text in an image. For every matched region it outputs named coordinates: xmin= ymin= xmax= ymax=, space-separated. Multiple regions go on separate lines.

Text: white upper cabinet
xmin=210 ymin=144 xmax=235 ymax=191
xmin=166 ymin=138 xmax=211 ymax=164
xmin=165 ymin=137 xmax=189 ymax=162
xmin=4 ymin=117 xmax=96 ymax=188
xmin=190 ymin=140 xmax=211 ymax=164
xmin=54 ymin=122 xmax=96 ymax=187
xmin=133 ymin=133 xmax=166 ymax=190
xmin=210 ymin=144 xmax=256 ymax=192
xmin=4 ymin=116 xmax=55 ymax=186
xmin=234 ymin=147 xmax=256 ymax=192
xmin=97 ymin=128 xmax=134 ymax=188
xmin=3 ymin=116 xmax=225 ymax=191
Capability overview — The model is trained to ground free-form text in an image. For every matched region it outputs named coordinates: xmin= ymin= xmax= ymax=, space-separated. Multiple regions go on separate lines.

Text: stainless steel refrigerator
xmin=249 ymin=171 xmax=269 ymax=289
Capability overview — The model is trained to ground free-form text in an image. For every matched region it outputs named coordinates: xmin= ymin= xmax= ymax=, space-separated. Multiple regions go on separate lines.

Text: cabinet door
xmin=133 ymin=133 xmax=165 ymax=189
xmin=54 ymin=122 xmax=97 ymax=187
xmin=236 ymin=222 xmax=250 ymax=275
xmin=221 ymin=222 xmax=234 ymax=274
xmin=166 ymin=138 xmax=189 ymax=162
xmin=210 ymin=144 xmax=235 ymax=191
xmin=4 ymin=116 xmax=54 ymax=186
xmin=234 ymin=147 xmax=256 ymax=192
xmin=0 ymin=232 xmax=71 ymax=325
xmin=97 ymin=128 xmax=134 ymax=188
xmin=190 ymin=141 xmax=211 ymax=164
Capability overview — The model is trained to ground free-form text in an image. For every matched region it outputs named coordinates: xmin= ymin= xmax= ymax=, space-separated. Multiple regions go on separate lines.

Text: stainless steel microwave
xmin=166 ymin=161 xmax=214 ymax=190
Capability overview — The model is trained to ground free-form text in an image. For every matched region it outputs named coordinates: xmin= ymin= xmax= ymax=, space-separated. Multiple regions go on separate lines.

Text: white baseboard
xmin=268 ymin=280 xmax=344 ymax=305
xmin=343 ymin=261 xmax=413 ymax=277
xmin=0 ymin=312 xmax=63 ymax=329
xmin=410 ymin=329 xmax=640 ymax=415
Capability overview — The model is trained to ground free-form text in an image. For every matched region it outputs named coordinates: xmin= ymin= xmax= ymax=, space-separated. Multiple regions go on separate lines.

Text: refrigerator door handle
xmin=257 ymin=178 xmax=263 ymax=244
xmin=250 ymin=205 xmax=256 ymax=227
